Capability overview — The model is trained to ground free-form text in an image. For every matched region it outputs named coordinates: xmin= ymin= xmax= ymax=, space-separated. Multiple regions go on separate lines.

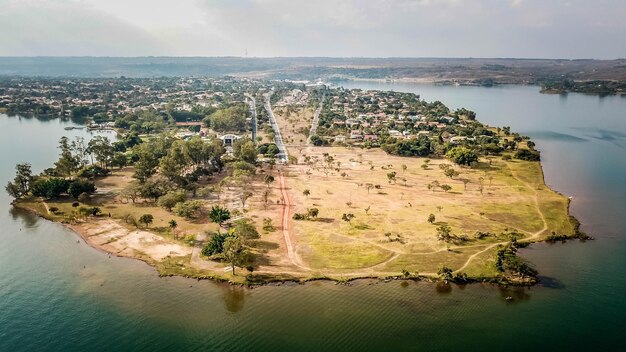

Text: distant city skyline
xmin=0 ymin=0 xmax=624 ymax=59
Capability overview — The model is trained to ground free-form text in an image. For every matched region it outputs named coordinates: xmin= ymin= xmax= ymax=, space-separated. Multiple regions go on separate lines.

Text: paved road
xmin=264 ymin=90 xmax=289 ymax=163
xmin=244 ymin=93 xmax=257 ymax=143
xmin=308 ymin=92 xmax=325 ymax=145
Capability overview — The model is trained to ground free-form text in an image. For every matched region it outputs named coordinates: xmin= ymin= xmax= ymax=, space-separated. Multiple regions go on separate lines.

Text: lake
xmin=1 ymin=83 xmax=625 ymax=351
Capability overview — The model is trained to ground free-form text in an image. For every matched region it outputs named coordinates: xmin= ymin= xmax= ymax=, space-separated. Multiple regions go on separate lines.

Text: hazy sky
xmin=1 ymin=0 xmax=624 ymax=58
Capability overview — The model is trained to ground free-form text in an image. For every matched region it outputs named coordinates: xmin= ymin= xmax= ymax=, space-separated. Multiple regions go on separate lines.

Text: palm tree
xmin=169 ymin=219 xmax=178 ymax=239
xmin=209 ymin=205 xmax=231 ymax=227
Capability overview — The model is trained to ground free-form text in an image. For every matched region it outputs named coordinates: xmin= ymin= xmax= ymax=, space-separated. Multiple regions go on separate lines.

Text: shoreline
xmin=12 ymin=198 xmax=586 ymax=288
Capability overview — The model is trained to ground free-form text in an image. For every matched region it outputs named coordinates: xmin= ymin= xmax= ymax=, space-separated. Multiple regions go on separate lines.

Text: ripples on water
xmin=1 ymin=84 xmax=626 ymax=351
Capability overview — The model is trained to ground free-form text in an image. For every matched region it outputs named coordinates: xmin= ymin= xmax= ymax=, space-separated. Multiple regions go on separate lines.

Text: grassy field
xmin=16 ymin=106 xmax=577 ymax=284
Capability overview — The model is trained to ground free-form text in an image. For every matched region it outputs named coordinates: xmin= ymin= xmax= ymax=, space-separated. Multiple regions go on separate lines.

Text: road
xmin=308 ymin=92 xmax=325 ymax=145
xmin=263 ymin=89 xmax=289 ymax=163
xmin=244 ymin=93 xmax=257 ymax=142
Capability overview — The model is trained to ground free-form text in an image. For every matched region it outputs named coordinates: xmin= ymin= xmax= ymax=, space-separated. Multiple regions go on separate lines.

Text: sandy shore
xmin=68 ymin=218 xmax=192 ymax=263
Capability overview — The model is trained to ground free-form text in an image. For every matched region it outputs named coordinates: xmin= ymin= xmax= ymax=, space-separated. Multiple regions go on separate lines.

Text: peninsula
xmin=5 ymin=77 xmax=585 ymax=285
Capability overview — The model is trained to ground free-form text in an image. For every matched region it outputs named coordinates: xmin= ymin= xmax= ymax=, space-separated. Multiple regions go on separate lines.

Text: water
xmin=1 ymin=83 xmax=625 ymax=351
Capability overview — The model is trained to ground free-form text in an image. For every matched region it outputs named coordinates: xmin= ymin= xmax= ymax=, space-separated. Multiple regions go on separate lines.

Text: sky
xmin=0 ymin=0 xmax=624 ymax=59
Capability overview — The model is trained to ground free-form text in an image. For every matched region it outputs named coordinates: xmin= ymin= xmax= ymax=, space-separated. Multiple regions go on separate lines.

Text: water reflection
xmin=221 ymin=285 xmax=245 ymax=313
xmin=9 ymin=207 xmax=39 ymax=229
xmin=498 ymin=287 xmax=532 ymax=303
xmin=435 ymin=282 xmax=452 ymax=294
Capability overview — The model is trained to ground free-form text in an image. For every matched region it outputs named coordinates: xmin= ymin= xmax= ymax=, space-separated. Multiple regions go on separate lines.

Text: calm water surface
xmin=1 ymin=84 xmax=625 ymax=351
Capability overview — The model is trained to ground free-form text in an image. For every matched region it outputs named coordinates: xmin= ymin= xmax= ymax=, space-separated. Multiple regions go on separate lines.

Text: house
xmin=350 ymin=130 xmax=363 ymax=139
xmin=219 ymin=133 xmax=242 ymax=146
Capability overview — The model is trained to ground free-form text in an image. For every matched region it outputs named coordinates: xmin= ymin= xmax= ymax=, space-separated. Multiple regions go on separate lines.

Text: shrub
xmin=67 ymin=179 xmax=96 ymax=199
xmin=514 ymin=149 xmax=541 ymax=161
xmin=158 ymin=191 xmax=186 ymax=211
xmin=446 ymin=147 xmax=478 ymax=166
xmin=202 ymin=232 xmax=230 ymax=256
xmin=173 ymin=200 xmax=204 ymax=219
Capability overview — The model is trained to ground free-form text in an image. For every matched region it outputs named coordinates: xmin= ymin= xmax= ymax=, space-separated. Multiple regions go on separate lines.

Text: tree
xmin=202 ymin=232 xmax=230 ymax=256
xmin=386 ymin=171 xmax=397 ymax=184
xmin=264 ymin=174 xmax=275 ymax=188
xmin=303 ymin=189 xmax=310 ymax=198
xmin=440 ymin=184 xmax=452 ymax=193
xmin=132 ymin=145 xmax=160 ymax=182
xmin=233 ymin=219 xmax=260 ymax=240
xmin=262 ymin=189 xmax=271 ymax=209
xmin=233 ymin=138 xmax=257 ymax=164
xmin=438 ymin=266 xmax=453 ymax=281
xmin=307 ymin=207 xmax=319 ymax=219
xmin=168 ymin=220 xmax=178 ymax=239
xmin=158 ymin=191 xmax=186 ymax=211
xmin=209 ymin=205 xmax=231 ymax=227
xmin=239 ymin=190 xmax=253 ymax=208
xmin=111 ymin=153 xmax=128 ymax=169
xmin=446 ymin=147 xmax=478 ymax=166
xmin=54 ymin=137 xmax=81 ymax=176
xmin=262 ymin=218 xmax=275 ymax=232
xmin=401 ymin=164 xmax=407 ymax=173
xmin=223 ymin=235 xmax=247 ymax=275
xmin=121 ymin=181 xmax=142 ymax=204
xmin=341 ymin=213 xmax=355 ymax=225
xmin=67 ymin=179 xmax=96 ymax=199
xmin=5 ymin=163 xmax=33 ymax=199
xmin=172 ymin=200 xmax=204 ymax=219
xmin=138 ymin=214 xmax=154 ymax=228
xmin=207 ymin=105 xmax=249 ymax=132
xmin=30 ymin=178 xmax=70 ymax=199
xmin=443 ymin=167 xmax=459 ymax=179
xmin=87 ymin=136 xmax=115 ymax=169
xmin=428 ymin=213 xmax=436 ymax=224
xmin=460 ymin=178 xmax=470 ymax=191
xmin=139 ymin=177 xmax=170 ymax=202
xmin=436 ymin=224 xmax=453 ymax=242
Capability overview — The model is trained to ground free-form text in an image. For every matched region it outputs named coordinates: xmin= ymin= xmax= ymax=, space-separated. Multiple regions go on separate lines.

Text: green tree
xmin=172 ymin=200 xmax=204 ymax=219
xmin=446 ymin=147 xmax=478 ymax=166
xmin=440 ymin=184 xmax=452 ymax=193
xmin=168 ymin=219 xmax=178 ymax=239
xmin=264 ymin=174 xmax=275 ymax=188
xmin=233 ymin=138 xmax=257 ymax=164
xmin=438 ymin=266 xmax=453 ymax=281
xmin=262 ymin=218 xmax=275 ymax=232
xmin=67 ymin=179 xmax=96 ymax=199
xmin=54 ymin=137 xmax=81 ymax=176
xmin=303 ymin=189 xmax=310 ymax=198
xmin=386 ymin=171 xmax=397 ymax=184
xmin=5 ymin=163 xmax=33 ymax=199
xmin=341 ymin=213 xmax=355 ymax=225
xmin=206 ymin=105 xmax=249 ymax=132
xmin=428 ymin=213 xmax=436 ymax=224
xmin=307 ymin=207 xmax=319 ymax=219
xmin=223 ymin=235 xmax=247 ymax=275
xmin=87 ymin=136 xmax=115 ymax=169
xmin=436 ymin=224 xmax=453 ymax=242
xmin=233 ymin=219 xmax=260 ymax=240
xmin=202 ymin=232 xmax=230 ymax=256
xmin=209 ymin=205 xmax=231 ymax=227
xmin=138 ymin=214 xmax=154 ymax=228
xmin=158 ymin=191 xmax=186 ymax=211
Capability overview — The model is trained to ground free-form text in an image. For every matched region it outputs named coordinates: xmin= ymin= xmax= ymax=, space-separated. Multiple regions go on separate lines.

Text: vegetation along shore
xmin=5 ymin=77 xmax=590 ymax=286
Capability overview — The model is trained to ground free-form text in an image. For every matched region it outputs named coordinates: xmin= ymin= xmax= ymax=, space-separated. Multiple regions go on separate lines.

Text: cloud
xmin=0 ymin=0 xmax=623 ymax=58
xmin=0 ymin=0 xmax=166 ymax=56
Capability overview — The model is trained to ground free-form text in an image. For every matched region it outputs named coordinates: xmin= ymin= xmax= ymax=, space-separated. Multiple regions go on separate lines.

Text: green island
xmin=4 ymin=77 xmax=587 ymax=286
